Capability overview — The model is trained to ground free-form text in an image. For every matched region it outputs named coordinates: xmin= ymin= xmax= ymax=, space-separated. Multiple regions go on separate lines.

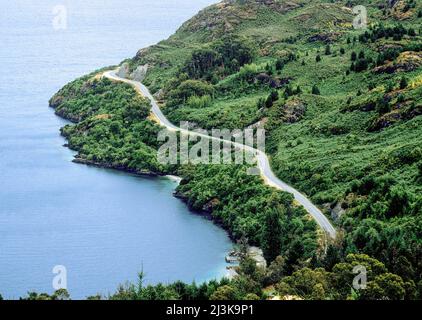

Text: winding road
xmin=104 ymin=70 xmax=337 ymax=239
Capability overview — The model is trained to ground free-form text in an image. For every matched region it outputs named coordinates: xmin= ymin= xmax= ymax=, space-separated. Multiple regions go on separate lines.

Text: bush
xmin=187 ymin=95 xmax=213 ymax=108
xmin=238 ymin=63 xmax=260 ymax=82
xmin=210 ymin=285 xmax=237 ymax=300
xmin=170 ymin=80 xmax=214 ymax=102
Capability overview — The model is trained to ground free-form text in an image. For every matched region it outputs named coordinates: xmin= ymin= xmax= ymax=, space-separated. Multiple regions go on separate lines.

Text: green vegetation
xmin=46 ymin=0 xmax=422 ymax=300
xmin=13 ymin=253 xmax=419 ymax=300
xmin=49 ymin=70 xmax=318 ymax=273
xmin=175 ymin=165 xmax=317 ymax=256
xmin=51 ymin=75 xmax=164 ymax=175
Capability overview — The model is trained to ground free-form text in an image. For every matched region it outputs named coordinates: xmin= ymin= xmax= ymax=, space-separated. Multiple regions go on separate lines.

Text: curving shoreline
xmin=103 ymin=69 xmax=337 ymax=239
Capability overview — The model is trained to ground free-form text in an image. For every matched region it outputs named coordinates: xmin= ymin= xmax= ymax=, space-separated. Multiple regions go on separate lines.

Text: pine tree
xmin=400 ymin=77 xmax=408 ymax=89
xmin=325 ymin=44 xmax=331 ymax=55
xmin=257 ymin=97 xmax=266 ymax=110
xmin=261 ymin=206 xmax=284 ymax=264
xmin=265 ymin=90 xmax=279 ymax=108
xmin=275 ymin=59 xmax=284 ymax=71
xmin=270 ymin=90 xmax=279 ymax=102
xmin=265 ymin=95 xmax=273 ymax=108
xmin=312 ymin=84 xmax=321 ymax=95
xmin=265 ymin=63 xmax=273 ymax=75
xmin=323 ymin=245 xmax=342 ymax=271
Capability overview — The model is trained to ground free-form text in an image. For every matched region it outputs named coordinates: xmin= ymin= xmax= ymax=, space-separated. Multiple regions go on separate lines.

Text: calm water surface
xmin=0 ymin=0 xmax=230 ymax=299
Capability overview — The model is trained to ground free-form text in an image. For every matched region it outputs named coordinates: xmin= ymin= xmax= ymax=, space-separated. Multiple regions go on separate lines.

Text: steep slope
xmin=122 ymin=0 xmax=422 ymax=291
xmin=50 ymin=0 xmax=422 ymax=299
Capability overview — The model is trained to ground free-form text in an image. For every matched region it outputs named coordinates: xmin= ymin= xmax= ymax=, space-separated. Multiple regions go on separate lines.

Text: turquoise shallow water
xmin=0 ymin=0 xmax=230 ymax=299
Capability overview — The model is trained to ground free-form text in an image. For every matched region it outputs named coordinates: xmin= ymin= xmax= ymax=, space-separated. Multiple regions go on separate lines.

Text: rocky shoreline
xmin=225 ymin=246 xmax=267 ymax=279
xmin=72 ymin=156 xmax=161 ymax=178
xmin=51 ymin=75 xmax=266 ymax=279
xmin=173 ymin=188 xmax=267 ymax=272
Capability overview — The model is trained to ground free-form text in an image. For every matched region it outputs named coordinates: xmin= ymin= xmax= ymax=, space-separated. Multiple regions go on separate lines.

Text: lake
xmin=0 ymin=0 xmax=231 ymax=299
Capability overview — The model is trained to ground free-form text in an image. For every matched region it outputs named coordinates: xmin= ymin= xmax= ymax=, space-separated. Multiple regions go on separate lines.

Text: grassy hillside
xmin=125 ymin=0 xmax=422 ymax=297
xmin=49 ymin=71 xmax=319 ymax=275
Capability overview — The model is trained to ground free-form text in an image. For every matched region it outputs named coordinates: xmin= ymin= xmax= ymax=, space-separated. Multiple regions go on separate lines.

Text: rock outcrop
xmin=373 ymin=51 xmax=422 ymax=74
xmin=132 ymin=64 xmax=149 ymax=82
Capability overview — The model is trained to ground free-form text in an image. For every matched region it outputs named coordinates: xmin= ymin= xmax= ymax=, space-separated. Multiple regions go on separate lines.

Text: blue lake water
xmin=0 ymin=0 xmax=230 ymax=299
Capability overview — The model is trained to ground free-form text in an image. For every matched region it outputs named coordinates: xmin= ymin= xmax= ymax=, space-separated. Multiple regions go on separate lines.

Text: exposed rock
xmin=345 ymin=99 xmax=378 ymax=112
xmin=369 ymin=103 xmax=422 ymax=131
xmin=49 ymin=95 xmax=63 ymax=108
xmin=376 ymin=43 xmax=402 ymax=53
xmin=135 ymin=47 xmax=152 ymax=62
xmin=131 ymin=64 xmax=149 ymax=82
xmin=225 ymin=246 xmax=266 ymax=268
xmin=255 ymin=73 xmax=273 ymax=84
xmin=179 ymin=1 xmax=256 ymax=35
xmin=72 ymin=157 xmax=160 ymax=177
xmin=308 ymin=32 xmax=341 ymax=44
xmin=247 ymin=117 xmax=268 ymax=129
xmin=370 ymin=109 xmax=402 ymax=131
xmin=372 ymin=51 xmax=422 ymax=74
xmin=331 ymin=202 xmax=346 ymax=222
xmin=406 ymin=104 xmax=422 ymax=119
xmin=178 ymin=0 xmax=301 ymax=37
xmin=390 ymin=0 xmax=415 ymax=20
xmin=202 ymin=198 xmax=221 ymax=213
xmin=249 ymin=246 xmax=266 ymax=268
xmin=153 ymin=88 xmax=165 ymax=101
xmin=281 ymin=99 xmax=306 ymax=123
xmin=255 ymin=73 xmax=291 ymax=88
